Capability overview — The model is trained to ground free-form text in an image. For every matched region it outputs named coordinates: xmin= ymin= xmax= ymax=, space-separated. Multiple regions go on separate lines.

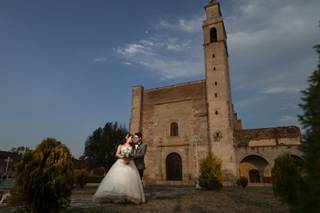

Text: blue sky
xmin=0 ymin=0 xmax=319 ymax=157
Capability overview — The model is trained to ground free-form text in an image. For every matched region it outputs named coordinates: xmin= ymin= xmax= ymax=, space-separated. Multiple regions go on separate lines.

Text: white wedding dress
xmin=93 ymin=146 xmax=145 ymax=204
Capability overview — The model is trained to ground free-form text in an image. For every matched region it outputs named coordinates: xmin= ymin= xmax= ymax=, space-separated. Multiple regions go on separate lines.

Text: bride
xmin=93 ymin=134 xmax=145 ymax=204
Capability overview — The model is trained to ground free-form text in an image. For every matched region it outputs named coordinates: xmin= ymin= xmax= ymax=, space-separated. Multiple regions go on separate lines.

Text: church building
xmin=129 ymin=0 xmax=301 ymax=185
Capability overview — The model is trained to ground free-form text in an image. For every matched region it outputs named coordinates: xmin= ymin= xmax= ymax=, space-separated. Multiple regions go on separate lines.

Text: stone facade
xmin=129 ymin=0 xmax=301 ymax=185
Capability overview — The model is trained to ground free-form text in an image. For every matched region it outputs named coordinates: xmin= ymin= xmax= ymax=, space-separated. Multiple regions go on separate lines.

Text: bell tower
xmin=203 ymin=0 xmax=237 ymax=181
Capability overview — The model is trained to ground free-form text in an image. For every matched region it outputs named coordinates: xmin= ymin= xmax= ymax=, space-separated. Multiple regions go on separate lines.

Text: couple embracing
xmin=93 ymin=132 xmax=147 ymax=204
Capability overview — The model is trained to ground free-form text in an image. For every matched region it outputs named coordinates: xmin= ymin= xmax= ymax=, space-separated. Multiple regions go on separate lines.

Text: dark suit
xmin=132 ymin=142 xmax=147 ymax=179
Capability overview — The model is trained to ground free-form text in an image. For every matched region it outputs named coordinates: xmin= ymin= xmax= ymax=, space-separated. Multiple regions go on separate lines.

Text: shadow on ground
xmin=63 ymin=185 xmax=289 ymax=213
xmin=0 ymin=185 xmax=288 ymax=213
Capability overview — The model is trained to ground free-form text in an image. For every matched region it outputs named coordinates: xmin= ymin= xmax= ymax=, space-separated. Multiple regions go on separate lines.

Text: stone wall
xmin=130 ymin=80 xmax=210 ymax=184
xmin=236 ymin=141 xmax=301 ymax=183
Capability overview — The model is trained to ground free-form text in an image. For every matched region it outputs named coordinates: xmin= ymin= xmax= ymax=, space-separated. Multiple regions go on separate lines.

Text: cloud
xmin=222 ymin=0 xmax=318 ymax=128
xmin=114 ymin=16 xmax=204 ymax=80
xmin=279 ymin=115 xmax=298 ymax=123
xmin=280 ymin=105 xmax=300 ymax=111
xmin=234 ymin=96 xmax=264 ymax=108
xmin=116 ymin=38 xmax=202 ymax=79
xmin=123 ymin=62 xmax=133 ymax=66
xmin=94 ymin=57 xmax=108 ymax=63
xmin=157 ymin=16 xmax=204 ymax=33
xmin=226 ymin=0 xmax=319 ymax=94
xmin=264 ymin=85 xmax=305 ymax=94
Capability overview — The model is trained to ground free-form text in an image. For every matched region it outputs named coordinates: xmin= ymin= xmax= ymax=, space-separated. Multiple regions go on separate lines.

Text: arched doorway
xmin=239 ymin=155 xmax=271 ymax=183
xmin=249 ymin=169 xmax=260 ymax=183
xmin=166 ymin=153 xmax=182 ymax=181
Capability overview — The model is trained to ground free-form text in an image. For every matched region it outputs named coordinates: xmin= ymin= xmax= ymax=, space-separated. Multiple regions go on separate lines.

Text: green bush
xmin=271 ymin=154 xmax=304 ymax=210
xmin=8 ymin=138 xmax=74 ymax=213
xmin=74 ymin=171 xmax=89 ymax=188
xmin=199 ymin=154 xmax=223 ymax=191
xmin=236 ymin=176 xmax=248 ymax=188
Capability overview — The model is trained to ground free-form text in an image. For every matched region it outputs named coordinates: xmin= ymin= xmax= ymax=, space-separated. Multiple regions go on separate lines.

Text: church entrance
xmin=249 ymin=169 xmax=260 ymax=183
xmin=166 ymin=153 xmax=182 ymax=181
xmin=239 ymin=155 xmax=271 ymax=183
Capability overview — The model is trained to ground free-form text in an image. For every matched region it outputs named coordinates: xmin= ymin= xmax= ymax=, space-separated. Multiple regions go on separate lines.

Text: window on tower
xmin=170 ymin=122 xmax=179 ymax=137
xmin=210 ymin=27 xmax=217 ymax=43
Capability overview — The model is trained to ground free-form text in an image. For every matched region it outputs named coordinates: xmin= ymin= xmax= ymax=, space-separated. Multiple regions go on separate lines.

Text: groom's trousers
xmin=138 ymin=169 xmax=144 ymax=180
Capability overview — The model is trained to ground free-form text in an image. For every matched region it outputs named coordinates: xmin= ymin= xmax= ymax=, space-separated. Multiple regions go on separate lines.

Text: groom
xmin=132 ymin=132 xmax=147 ymax=181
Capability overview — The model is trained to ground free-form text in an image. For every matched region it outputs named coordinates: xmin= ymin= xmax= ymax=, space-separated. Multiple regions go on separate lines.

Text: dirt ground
xmin=63 ymin=185 xmax=289 ymax=213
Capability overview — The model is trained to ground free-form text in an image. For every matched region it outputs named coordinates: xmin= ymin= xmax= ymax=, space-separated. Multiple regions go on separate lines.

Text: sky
xmin=0 ymin=0 xmax=319 ymax=158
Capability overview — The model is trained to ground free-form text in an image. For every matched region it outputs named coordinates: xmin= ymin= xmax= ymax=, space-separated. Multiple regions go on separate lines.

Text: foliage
xmin=297 ymin=44 xmax=320 ymax=212
xmin=86 ymin=176 xmax=104 ymax=183
xmin=74 ymin=170 xmax=89 ymax=188
xmin=90 ymin=167 xmax=105 ymax=176
xmin=199 ymin=154 xmax=223 ymax=191
xmin=84 ymin=122 xmax=127 ymax=173
xmin=8 ymin=138 xmax=74 ymax=213
xmin=271 ymin=154 xmax=304 ymax=210
xmin=236 ymin=176 xmax=248 ymax=188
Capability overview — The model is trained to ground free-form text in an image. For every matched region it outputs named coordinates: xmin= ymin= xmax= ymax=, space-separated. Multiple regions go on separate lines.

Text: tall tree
xmin=271 ymin=154 xmax=304 ymax=211
xmin=298 ymin=44 xmax=320 ymax=212
xmin=84 ymin=122 xmax=128 ymax=173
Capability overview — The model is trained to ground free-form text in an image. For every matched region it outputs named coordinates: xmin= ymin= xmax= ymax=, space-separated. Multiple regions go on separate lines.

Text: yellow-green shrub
xmin=9 ymin=138 xmax=74 ymax=213
xmin=199 ymin=154 xmax=223 ymax=191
